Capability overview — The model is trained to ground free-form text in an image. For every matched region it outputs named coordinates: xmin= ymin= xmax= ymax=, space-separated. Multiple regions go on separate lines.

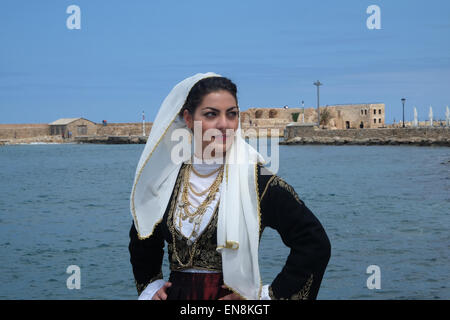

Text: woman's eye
xmin=228 ymin=112 xmax=238 ymax=117
xmin=204 ymin=112 xmax=216 ymax=117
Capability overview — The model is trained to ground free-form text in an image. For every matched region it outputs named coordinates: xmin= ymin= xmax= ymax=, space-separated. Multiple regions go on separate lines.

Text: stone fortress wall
xmin=0 ymin=122 xmax=153 ymax=144
xmin=239 ymin=103 xmax=386 ymax=137
xmin=96 ymin=122 xmax=152 ymax=136
xmin=1 ymin=103 xmax=448 ymax=145
xmin=0 ymin=124 xmax=51 ymax=140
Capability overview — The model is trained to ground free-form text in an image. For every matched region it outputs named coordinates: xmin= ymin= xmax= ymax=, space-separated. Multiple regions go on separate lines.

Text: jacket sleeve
xmin=128 ymin=221 xmax=165 ymax=295
xmin=260 ymin=174 xmax=331 ymax=300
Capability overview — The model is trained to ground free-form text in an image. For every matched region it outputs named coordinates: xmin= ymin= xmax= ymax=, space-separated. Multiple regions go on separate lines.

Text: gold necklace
xmin=191 ymin=164 xmax=223 ymax=178
xmin=188 ymin=178 xmax=216 ymax=197
xmin=171 ymin=229 xmax=198 ymax=267
xmin=176 ymin=164 xmax=222 ymax=246
xmin=172 ymin=197 xmax=221 ymax=268
xmin=170 ymin=164 xmax=222 ymax=267
xmin=180 ymin=164 xmax=223 ymax=220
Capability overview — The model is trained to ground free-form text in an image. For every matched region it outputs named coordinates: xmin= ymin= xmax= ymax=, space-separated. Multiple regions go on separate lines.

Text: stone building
xmin=240 ymin=103 xmax=386 ymax=132
xmin=49 ymin=118 xmax=97 ymax=138
xmin=323 ymin=103 xmax=385 ymax=129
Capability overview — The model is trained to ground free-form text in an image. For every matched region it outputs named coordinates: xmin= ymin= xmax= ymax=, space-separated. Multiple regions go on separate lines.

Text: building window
xmin=373 ymin=109 xmax=376 ymax=115
xmin=374 ymin=119 xmax=376 ymax=124
xmin=378 ymin=109 xmax=381 ymax=114
xmin=361 ymin=110 xmax=364 ymax=115
xmin=364 ymin=110 xmax=367 ymax=115
xmin=379 ymin=118 xmax=381 ymax=123
xmin=52 ymin=126 xmax=62 ymax=135
xmin=77 ymin=125 xmax=87 ymax=135
xmin=269 ymin=109 xmax=278 ymax=118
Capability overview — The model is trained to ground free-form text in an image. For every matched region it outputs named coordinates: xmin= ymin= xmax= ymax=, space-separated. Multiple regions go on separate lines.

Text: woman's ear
xmin=183 ymin=109 xmax=193 ymax=129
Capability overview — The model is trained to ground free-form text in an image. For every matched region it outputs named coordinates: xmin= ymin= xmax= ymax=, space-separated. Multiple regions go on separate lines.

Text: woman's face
xmin=183 ymin=90 xmax=239 ymax=159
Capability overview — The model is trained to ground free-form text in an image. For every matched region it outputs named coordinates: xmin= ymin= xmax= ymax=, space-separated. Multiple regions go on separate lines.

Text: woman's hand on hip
xmin=218 ymin=285 xmax=244 ymax=300
xmin=152 ymin=282 xmax=172 ymax=300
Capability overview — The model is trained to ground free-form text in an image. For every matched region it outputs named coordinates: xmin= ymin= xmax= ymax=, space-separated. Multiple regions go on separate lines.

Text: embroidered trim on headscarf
xmin=131 ymin=114 xmax=179 ymax=240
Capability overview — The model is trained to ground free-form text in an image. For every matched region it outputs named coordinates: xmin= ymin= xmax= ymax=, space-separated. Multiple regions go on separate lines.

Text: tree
xmin=320 ymin=108 xmax=331 ymax=126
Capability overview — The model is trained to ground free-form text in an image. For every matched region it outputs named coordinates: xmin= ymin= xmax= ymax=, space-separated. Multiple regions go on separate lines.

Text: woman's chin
xmin=215 ymin=139 xmax=234 ymax=151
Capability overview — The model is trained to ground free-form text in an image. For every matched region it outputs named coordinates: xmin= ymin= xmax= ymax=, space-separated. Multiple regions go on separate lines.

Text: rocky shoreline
xmin=0 ymin=135 xmax=148 ymax=145
xmin=74 ymin=135 xmax=147 ymax=144
xmin=282 ymin=126 xmax=450 ymax=147
xmin=2 ymin=132 xmax=449 ymax=147
xmin=280 ymin=136 xmax=450 ymax=146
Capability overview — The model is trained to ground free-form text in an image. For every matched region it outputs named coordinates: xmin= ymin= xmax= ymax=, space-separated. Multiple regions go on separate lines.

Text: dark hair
xmin=178 ymin=76 xmax=238 ymax=119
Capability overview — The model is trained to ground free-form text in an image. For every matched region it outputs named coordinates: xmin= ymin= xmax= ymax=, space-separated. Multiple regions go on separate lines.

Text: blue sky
xmin=1 ymin=0 xmax=449 ymax=124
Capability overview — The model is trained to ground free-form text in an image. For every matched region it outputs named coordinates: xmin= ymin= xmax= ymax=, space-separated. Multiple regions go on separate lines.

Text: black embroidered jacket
xmin=129 ymin=163 xmax=331 ymax=300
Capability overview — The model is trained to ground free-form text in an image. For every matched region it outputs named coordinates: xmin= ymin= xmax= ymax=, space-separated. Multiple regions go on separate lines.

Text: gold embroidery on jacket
xmin=135 ymin=270 xmax=163 ymax=295
xmin=268 ymin=274 xmax=314 ymax=300
xmin=269 ymin=176 xmax=304 ymax=206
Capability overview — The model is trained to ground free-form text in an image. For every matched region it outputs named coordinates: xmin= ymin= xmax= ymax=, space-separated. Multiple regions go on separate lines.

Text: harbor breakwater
xmin=281 ymin=126 xmax=450 ymax=147
xmin=1 ymin=124 xmax=449 ymax=147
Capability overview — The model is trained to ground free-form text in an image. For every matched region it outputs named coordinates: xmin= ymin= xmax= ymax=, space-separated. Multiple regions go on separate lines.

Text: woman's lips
xmin=213 ymin=134 xmax=230 ymax=143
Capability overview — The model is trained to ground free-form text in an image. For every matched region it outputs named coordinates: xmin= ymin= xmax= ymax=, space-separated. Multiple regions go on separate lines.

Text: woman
xmin=129 ymin=73 xmax=331 ymax=300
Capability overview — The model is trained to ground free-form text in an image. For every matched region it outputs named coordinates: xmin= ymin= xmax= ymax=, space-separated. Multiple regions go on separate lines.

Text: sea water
xmin=0 ymin=144 xmax=448 ymax=299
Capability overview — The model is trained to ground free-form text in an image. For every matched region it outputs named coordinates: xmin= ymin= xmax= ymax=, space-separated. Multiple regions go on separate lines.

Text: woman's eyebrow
xmin=202 ymin=106 xmax=239 ymax=112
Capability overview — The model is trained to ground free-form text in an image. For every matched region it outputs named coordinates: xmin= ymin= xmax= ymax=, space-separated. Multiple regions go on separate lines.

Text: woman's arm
xmin=260 ymin=174 xmax=331 ymax=300
xmin=128 ymin=221 xmax=165 ymax=295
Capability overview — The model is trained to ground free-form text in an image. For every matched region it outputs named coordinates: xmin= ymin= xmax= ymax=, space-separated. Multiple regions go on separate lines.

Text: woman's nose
xmin=216 ymin=114 xmax=228 ymax=129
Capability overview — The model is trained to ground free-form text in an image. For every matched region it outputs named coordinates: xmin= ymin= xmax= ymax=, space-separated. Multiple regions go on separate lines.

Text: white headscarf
xmin=130 ymin=72 xmax=266 ymax=300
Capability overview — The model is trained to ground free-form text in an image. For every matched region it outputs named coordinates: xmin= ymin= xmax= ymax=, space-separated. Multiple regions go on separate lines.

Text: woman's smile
xmin=212 ymin=133 xmax=231 ymax=144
